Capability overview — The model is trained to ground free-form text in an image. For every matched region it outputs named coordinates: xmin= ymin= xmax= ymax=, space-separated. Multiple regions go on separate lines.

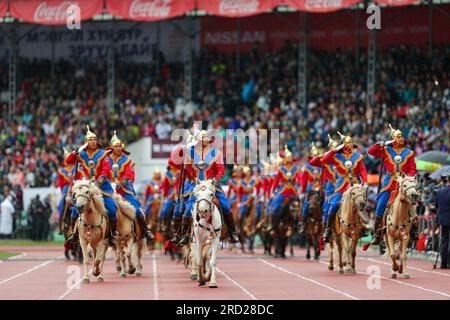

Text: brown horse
xmin=384 ymin=175 xmax=419 ymax=279
xmin=272 ymin=197 xmax=295 ymax=258
xmin=146 ymin=196 xmax=161 ymax=251
xmin=304 ymin=191 xmax=322 ymax=261
xmin=238 ymin=198 xmax=258 ymax=254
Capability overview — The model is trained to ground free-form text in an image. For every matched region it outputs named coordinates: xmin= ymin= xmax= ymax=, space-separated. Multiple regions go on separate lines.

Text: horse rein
xmin=195 ymin=198 xmax=221 ymax=235
xmin=339 ymin=188 xmax=366 ymax=229
xmin=387 ymin=183 xmax=417 ymax=231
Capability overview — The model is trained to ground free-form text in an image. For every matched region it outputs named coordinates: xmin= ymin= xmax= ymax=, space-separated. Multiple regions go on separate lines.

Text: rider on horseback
xmin=57 ymin=148 xmax=83 ymax=234
xmin=270 ymin=146 xmax=301 ymax=229
xmin=144 ymin=169 xmax=162 ymax=219
xmin=159 ymin=165 xmax=179 ymax=227
xmin=367 ymin=124 xmax=418 ymax=245
xmin=172 ymin=129 xmax=239 ymax=245
xmin=322 ymin=132 xmax=368 ymax=243
xmin=300 ymin=143 xmax=323 ymax=234
xmin=238 ymin=166 xmax=256 ymax=221
xmin=107 ymin=131 xmax=155 ymax=241
xmin=66 ymin=126 xmax=119 ymax=246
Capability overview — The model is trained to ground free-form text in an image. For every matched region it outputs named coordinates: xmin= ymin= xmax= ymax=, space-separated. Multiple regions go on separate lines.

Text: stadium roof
xmin=0 ymin=0 xmax=448 ymax=24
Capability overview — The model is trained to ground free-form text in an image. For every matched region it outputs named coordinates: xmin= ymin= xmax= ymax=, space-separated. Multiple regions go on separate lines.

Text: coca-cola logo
xmin=34 ymin=1 xmax=78 ymax=22
xmin=129 ymin=0 xmax=172 ymax=18
xmin=219 ymin=0 xmax=260 ymax=14
xmin=305 ymin=0 xmax=343 ymax=9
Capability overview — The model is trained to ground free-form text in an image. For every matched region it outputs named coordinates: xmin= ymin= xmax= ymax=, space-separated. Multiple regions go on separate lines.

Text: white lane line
xmin=319 ymin=261 xmax=450 ymax=298
xmin=365 ymin=257 xmax=450 ymax=278
xmin=57 ymin=277 xmax=83 ymax=301
xmin=8 ymin=253 xmax=27 ymax=260
xmin=259 ymin=259 xmax=360 ymax=300
xmin=0 ymin=260 xmax=54 ymax=286
xmin=152 ymin=253 xmax=159 ymax=300
xmin=216 ymin=267 xmax=258 ymax=300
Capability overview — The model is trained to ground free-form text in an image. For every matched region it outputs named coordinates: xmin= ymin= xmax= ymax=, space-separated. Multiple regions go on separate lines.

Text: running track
xmin=0 ymin=245 xmax=449 ymax=300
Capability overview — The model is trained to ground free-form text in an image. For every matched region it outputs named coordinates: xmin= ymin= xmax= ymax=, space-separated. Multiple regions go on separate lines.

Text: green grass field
xmin=0 ymin=240 xmax=64 ymax=247
xmin=0 ymin=251 xmax=20 ymax=260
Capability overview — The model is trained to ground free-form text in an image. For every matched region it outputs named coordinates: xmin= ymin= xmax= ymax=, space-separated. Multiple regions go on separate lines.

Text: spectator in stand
xmin=436 ymin=175 xmax=450 ymax=269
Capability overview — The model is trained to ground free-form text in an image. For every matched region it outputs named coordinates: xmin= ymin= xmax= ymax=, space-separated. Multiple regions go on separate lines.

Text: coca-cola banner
xmin=10 ymin=0 xmax=103 ymax=25
xmin=374 ymin=0 xmax=420 ymax=5
xmin=106 ymin=0 xmax=195 ymax=21
xmin=197 ymin=0 xmax=280 ymax=17
xmin=0 ymin=2 xmax=7 ymax=18
xmin=283 ymin=0 xmax=362 ymax=12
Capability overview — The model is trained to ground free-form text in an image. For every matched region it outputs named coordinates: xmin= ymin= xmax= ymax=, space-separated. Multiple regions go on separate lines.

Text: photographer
xmin=436 ymin=175 xmax=450 ymax=269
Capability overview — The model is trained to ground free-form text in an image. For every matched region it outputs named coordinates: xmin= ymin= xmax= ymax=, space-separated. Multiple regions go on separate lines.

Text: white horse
xmin=72 ymin=179 xmax=109 ymax=283
xmin=190 ymin=179 xmax=222 ymax=288
xmin=112 ymin=195 xmax=146 ymax=278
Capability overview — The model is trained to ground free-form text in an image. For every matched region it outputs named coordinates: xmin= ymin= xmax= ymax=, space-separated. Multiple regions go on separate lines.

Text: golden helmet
xmin=337 ymin=131 xmax=353 ymax=144
xmin=63 ymin=147 xmax=70 ymax=159
xmin=310 ymin=142 xmax=319 ymax=157
xmin=110 ymin=130 xmax=125 ymax=148
xmin=328 ymin=134 xmax=339 ymax=149
xmin=153 ymin=168 xmax=161 ymax=178
xmin=243 ymin=166 xmax=251 ymax=174
xmin=85 ymin=125 xmax=97 ymax=141
xmin=196 ymin=130 xmax=210 ymax=142
xmin=388 ymin=123 xmax=403 ymax=139
xmin=284 ymin=145 xmax=293 ymax=159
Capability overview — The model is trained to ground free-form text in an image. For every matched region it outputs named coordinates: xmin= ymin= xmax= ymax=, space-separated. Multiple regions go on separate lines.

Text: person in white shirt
xmin=0 ymin=193 xmax=15 ymax=239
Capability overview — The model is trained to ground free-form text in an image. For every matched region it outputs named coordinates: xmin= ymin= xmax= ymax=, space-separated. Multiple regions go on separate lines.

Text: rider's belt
xmin=386 ymin=171 xmax=400 ymax=176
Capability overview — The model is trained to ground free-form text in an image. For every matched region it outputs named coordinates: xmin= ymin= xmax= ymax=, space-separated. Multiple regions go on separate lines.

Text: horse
xmin=304 ymin=190 xmax=322 ymax=261
xmin=112 ymin=195 xmax=145 ymax=278
xmin=329 ymin=184 xmax=368 ymax=274
xmin=71 ymin=179 xmax=109 ymax=283
xmin=271 ymin=197 xmax=295 ymax=258
xmin=61 ymin=199 xmax=82 ymax=263
xmin=190 ymin=179 xmax=222 ymax=288
xmin=146 ymin=195 xmax=161 ymax=251
xmin=238 ymin=198 xmax=258 ymax=254
xmin=384 ymin=175 xmax=419 ymax=279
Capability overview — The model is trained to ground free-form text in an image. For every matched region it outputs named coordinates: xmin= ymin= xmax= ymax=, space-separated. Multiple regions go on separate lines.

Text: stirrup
xmin=229 ymin=232 xmax=239 ymax=244
xmin=67 ymin=232 xmax=78 ymax=243
xmin=145 ymin=230 xmax=155 ymax=241
xmin=178 ymin=235 xmax=190 ymax=246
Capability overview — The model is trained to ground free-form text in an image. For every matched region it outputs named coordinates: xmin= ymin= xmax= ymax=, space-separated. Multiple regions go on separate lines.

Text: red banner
xmin=283 ymin=0 xmax=361 ymax=12
xmin=201 ymin=5 xmax=450 ymax=52
xmin=106 ymin=0 xmax=195 ymax=21
xmin=197 ymin=0 xmax=280 ymax=17
xmin=9 ymin=0 xmax=103 ymax=25
xmin=0 ymin=2 xmax=7 ymax=18
xmin=151 ymin=138 xmax=177 ymax=159
xmin=374 ymin=0 xmax=421 ymax=5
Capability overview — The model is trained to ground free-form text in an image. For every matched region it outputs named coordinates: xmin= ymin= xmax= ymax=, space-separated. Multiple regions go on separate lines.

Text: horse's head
xmin=72 ymin=179 xmax=98 ymax=214
xmin=193 ymin=179 xmax=215 ymax=220
xmin=398 ymin=174 xmax=419 ymax=205
xmin=347 ymin=184 xmax=367 ymax=211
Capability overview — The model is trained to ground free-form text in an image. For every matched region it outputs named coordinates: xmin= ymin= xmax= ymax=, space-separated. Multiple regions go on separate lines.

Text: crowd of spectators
xmin=0 ymin=43 xmax=449 ymax=194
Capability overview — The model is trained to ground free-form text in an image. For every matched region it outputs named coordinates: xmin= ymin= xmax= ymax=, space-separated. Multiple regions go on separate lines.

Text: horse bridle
xmin=387 ymin=181 xmax=417 ymax=230
xmin=195 ymin=197 xmax=221 ymax=234
xmin=339 ymin=187 xmax=366 ymax=229
xmin=73 ymin=184 xmax=103 ymax=229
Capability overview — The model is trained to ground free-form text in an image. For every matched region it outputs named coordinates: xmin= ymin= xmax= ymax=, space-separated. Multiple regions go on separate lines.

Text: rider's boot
xmin=137 ymin=212 xmax=155 ymax=241
xmin=371 ymin=216 xmax=384 ymax=245
xmin=171 ymin=216 xmax=182 ymax=243
xmin=323 ymin=212 xmax=336 ymax=243
xmin=109 ymin=219 xmax=118 ymax=247
xmin=66 ymin=218 xmax=78 ymax=243
xmin=178 ymin=216 xmax=192 ymax=246
xmin=224 ymin=213 xmax=239 ymax=244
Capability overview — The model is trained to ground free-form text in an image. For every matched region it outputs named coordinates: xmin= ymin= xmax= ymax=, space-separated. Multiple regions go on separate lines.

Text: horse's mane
xmin=342 ymin=184 xmax=365 ymax=202
xmin=113 ymin=194 xmax=137 ymax=221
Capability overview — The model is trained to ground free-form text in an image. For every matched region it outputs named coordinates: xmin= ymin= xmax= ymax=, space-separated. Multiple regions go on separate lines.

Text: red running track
xmin=0 ymin=245 xmax=449 ymax=300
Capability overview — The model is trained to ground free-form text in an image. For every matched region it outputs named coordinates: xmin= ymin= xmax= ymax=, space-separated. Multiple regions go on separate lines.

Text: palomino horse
xmin=329 ymin=184 xmax=368 ymax=274
xmin=384 ymin=175 xmax=419 ymax=279
xmin=72 ymin=179 xmax=109 ymax=283
xmin=113 ymin=196 xmax=145 ymax=278
xmin=304 ymin=191 xmax=322 ymax=261
xmin=190 ymin=179 xmax=222 ymax=288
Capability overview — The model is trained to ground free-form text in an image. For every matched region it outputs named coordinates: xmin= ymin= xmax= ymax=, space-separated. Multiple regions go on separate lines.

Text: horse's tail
xmin=113 ymin=194 xmax=137 ymax=221
xmin=198 ymin=242 xmax=211 ymax=283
